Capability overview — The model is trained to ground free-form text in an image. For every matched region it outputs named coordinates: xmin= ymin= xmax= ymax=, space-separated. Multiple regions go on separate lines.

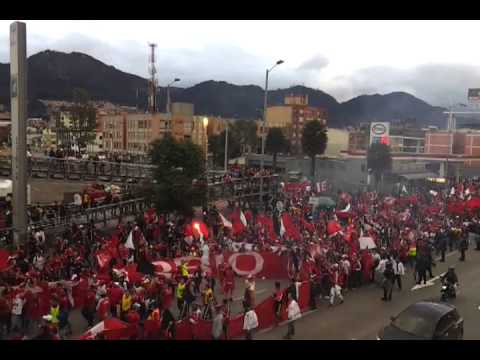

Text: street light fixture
xmin=203 ymin=117 xmax=209 ymax=207
xmin=259 ymin=59 xmax=284 ymax=208
xmin=166 ymin=77 xmax=181 ymax=115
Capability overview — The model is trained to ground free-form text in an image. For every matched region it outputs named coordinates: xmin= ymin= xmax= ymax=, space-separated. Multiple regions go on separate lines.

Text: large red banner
xmin=216 ymin=252 xmax=289 ymax=279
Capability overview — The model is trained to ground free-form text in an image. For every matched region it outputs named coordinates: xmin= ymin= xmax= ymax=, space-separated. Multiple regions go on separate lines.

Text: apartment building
xmin=265 ymin=94 xmax=328 ymax=155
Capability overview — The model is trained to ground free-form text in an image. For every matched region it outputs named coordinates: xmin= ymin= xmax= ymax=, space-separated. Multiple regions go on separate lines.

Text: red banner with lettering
xmin=215 ymin=252 xmax=289 ymax=279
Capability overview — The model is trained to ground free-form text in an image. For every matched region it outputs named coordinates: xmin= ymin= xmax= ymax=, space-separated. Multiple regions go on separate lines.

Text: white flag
xmin=240 ymin=210 xmax=248 ymax=227
xmin=280 ymin=217 xmax=286 ymax=237
xmin=219 ymin=213 xmax=233 ymax=228
xmin=401 ymin=185 xmax=408 ymax=194
xmin=125 ymin=231 xmax=135 ymax=250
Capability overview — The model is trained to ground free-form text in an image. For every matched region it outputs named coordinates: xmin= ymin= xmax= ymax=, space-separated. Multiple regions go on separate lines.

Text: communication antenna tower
xmin=148 ymin=43 xmax=158 ymax=113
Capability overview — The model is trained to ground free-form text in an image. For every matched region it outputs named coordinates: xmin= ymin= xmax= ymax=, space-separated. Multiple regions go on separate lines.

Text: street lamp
xmin=260 ymin=59 xmax=284 ymax=208
xmin=166 ymin=78 xmax=181 ymax=115
xmin=203 ymin=117 xmax=209 ymax=207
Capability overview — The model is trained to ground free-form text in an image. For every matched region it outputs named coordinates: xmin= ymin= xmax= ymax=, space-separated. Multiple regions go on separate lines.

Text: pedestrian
xmin=212 ymin=305 xmax=224 ymax=340
xmin=438 ymin=229 xmax=447 ymax=262
xmin=415 ymin=255 xmax=427 ymax=285
xmin=459 ymin=234 xmax=468 ymax=262
xmin=243 ymin=305 xmax=258 ymax=340
xmin=222 ymin=299 xmax=230 ymax=340
xmin=393 ymin=256 xmax=405 ymax=290
xmin=82 ymin=286 xmax=96 ymax=328
xmin=284 ymin=291 xmax=301 ymax=340
xmin=160 ymin=307 xmax=176 ymax=340
xmin=176 ymin=277 xmax=186 ymax=318
xmin=382 ymin=260 xmax=395 ymax=301
xmin=10 ymin=293 xmax=25 ymax=335
xmin=329 ymin=264 xmax=344 ymax=307
xmin=273 ymin=281 xmax=284 ymax=325
xmin=0 ymin=289 xmax=11 ymax=339
xmin=243 ymin=274 xmax=256 ymax=310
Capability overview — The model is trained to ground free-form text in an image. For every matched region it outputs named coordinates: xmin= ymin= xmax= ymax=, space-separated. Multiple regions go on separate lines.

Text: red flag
xmin=281 ymin=212 xmax=301 ymax=241
xmin=0 ymin=249 xmax=10 ymax=271
xmin=467 ymin=197 xmax=480 ymax=211
xmin=230 ymin=209 xmax=246 ymax=236
xmin=327 ymin=220 xmax=342 ymax=236
xmin=96 ymin=251 xmax=112 ymax=270
xmin=256 ymin=214 xmax=278 ymax=241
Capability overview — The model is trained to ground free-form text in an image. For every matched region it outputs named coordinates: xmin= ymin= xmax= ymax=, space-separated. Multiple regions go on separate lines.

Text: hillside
xmin=0 ymin=50 xmax=446 ymax=127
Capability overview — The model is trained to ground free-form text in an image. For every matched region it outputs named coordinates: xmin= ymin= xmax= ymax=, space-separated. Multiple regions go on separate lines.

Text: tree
xmin=68 ymin=88 xmax=97 ymax=149
xmin=302 ymin=120 xmax=328 ymax=179
xmin=367 ymin=142 xmax=392 ymax=186
xmin=149 ymin=135 xmax=206 ymax=215
xmin=210 ymin=129 xmax=241 ymax=169
xmin=230 ymin=120 xmax=258 ymax=154
xmin=265 ymin=127 xmax=289 ymax=171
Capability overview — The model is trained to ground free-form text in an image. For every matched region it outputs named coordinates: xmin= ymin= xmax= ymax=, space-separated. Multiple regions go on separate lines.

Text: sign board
xmin=468 ymin=88 xmax=480 ymax=103
xmin=308 ymin=197 xmax=321 ymax=206
xmin=369 ymin=122 xmax=390 ymax=145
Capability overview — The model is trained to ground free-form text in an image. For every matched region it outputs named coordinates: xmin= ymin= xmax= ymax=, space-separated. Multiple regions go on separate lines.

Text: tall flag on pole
xmin=219 ymin=213 xmax=233 ymax=228
xmin=125 ymin=231 xmax=135 ymax=250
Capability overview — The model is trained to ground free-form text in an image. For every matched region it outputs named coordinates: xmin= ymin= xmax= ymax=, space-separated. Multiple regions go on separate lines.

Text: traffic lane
xmin=67 ymin=277 xmax=290 ymax=339
xmin=362 ymin=248 xmax=480 ymax=340
xmin=257 ymin=248 xmax=480 ymax=340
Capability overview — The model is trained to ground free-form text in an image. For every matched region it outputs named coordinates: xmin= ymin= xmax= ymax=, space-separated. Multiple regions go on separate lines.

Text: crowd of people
xmin=1 ymin=170 xmax=480 ymax=340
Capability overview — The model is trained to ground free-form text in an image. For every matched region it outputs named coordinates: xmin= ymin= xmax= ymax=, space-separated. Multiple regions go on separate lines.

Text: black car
xmin=377 ymin=301 xmax=463 ymax=340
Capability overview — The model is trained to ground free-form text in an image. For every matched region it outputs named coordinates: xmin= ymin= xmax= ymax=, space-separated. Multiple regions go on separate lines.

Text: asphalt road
xmin=256 ymin=248 xmax=480 ymax=340
xmin=66 ymin=277 xmax=290 ymax=339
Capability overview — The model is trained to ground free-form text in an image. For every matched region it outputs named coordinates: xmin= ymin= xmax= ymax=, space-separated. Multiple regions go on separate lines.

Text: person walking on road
xmin=459 ymin=233 xmax=468 ymax=262
xmin=243 ymin=305 xmax=258 ymax=340
xmin=284 ymin=292 xmax=302 ymax=340
xmin=393 ymin=256 xmax=405 ymax=291
xmin=437 ymin=229 xmax=447 ymax=262
xmin=329 ymin=264 xmax=344 ymax=307
xmin=381 ymin=260 xmax=395 ymax=301
xmin=415 ymin=255 xmax=427 ymax=285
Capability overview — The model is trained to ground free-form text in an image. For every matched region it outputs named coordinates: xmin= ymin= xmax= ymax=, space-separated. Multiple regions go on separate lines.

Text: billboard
xmin=468 ymin=88 xmax=480 ymax=103
xmin=369 ymin=122 xmax=390 ymax=145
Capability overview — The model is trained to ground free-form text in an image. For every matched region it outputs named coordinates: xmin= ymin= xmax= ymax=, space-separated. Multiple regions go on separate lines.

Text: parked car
xmin=377 ymin=301 xmax=463 ymax=340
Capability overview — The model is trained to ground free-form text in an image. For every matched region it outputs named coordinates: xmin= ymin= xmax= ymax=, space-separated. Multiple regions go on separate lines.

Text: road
xmin=257 ymin=248 xmax=480 ymax=340
xmin=66 ymin=277 xmax=290 ymax=339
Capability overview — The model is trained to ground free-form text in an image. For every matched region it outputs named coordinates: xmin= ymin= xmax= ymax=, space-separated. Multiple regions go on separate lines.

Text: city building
xmin=265 ymin=94 xmax=328 ymax=155
xmin=102 ymin=102 xmax=195 ymax=155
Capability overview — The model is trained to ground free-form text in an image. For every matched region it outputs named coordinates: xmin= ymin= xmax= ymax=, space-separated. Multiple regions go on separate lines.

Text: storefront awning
xmin=398 ymin=172 xmax=438 ymax=180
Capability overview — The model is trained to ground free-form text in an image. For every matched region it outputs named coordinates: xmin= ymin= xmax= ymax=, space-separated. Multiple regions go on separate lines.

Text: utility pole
xmin=224 ymin=122 xmax=229 ymax=172
xmin=148 ymin=43 xmax=157 ymax=114
xmin=10 ymin=21 xmax=28 ymax=252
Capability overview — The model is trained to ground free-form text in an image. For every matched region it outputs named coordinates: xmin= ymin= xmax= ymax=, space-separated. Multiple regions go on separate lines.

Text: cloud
xmin=1 ymin=33 xmax=480 ymax=108
xmin=324 ymin=63 xmax=480 ymax=107
xmin=297 ymin=54 xmax=329 ymax=72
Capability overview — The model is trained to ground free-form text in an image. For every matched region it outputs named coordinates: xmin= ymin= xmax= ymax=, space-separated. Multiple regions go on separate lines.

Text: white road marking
xmin=411 ymin=272 xmax=445 ymax=291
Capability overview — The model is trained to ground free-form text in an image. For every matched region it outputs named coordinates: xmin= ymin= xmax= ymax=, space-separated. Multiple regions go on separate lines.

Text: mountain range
xmin=0 ymin=50 xmax=447 ymax=127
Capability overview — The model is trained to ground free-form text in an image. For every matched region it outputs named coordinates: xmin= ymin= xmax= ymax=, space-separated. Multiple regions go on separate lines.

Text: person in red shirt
xmin=272 ymin=281 xmax=284 ymax=326
xmin=125 ymin=304 xmax=141 ymax=339
xmin=96 ymin=293 xmax=111 ymax=321
xmin=82 ymin=286 xmax=96 ymax=327
xmin=223 ymin=265 xmax=235 ymax=302
xmin=107 ymin=283 xmax=124 ymax=318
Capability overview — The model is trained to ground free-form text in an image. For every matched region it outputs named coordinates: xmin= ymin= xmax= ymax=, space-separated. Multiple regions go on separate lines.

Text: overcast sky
xmin=1 ymin=20 xmax=480 ymax=106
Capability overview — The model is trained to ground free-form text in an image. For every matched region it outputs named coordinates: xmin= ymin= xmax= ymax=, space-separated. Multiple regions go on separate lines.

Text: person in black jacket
xmin=459 ymin=233 xmax=468 ymax=262
xmin=415 ymin=255 xmax=427 ymax=285
xmin=437 ymin=229 xmax=448 ymax=262
xmin=382 ymin=261 xmax=395 ymax=301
